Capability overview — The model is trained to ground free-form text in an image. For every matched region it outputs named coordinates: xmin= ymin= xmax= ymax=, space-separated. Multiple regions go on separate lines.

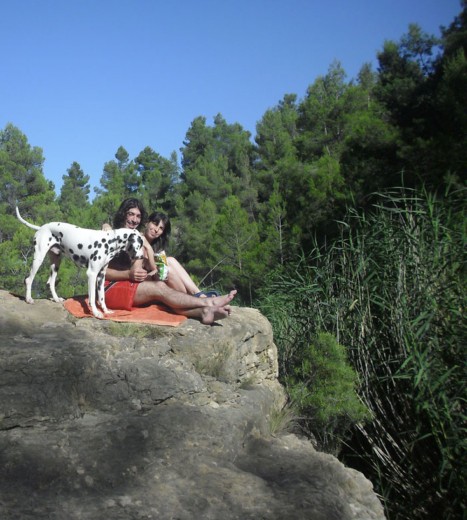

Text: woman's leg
xmin=165 ymin=257 xmax=201 ymax=295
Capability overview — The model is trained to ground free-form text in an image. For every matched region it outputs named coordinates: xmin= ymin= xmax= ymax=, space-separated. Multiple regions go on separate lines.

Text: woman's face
xmin=145 ymin=220 xmax=165 ymax=241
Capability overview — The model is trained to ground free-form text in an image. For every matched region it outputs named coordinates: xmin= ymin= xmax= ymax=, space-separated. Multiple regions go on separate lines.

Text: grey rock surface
xmin=0 ymin=290 xmax=385 ymax=520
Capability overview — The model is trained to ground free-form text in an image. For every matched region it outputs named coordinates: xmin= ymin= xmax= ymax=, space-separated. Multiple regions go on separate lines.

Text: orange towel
xmin=63 ymin=296 xmax=187 ymax=327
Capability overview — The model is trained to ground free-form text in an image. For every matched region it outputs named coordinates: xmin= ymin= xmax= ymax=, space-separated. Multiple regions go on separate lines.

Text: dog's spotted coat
xmin=16 ymin=207 xmax=144 ymax=318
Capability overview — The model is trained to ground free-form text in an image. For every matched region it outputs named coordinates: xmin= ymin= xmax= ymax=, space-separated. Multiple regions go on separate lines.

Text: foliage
xmin=0 ymin=125 xmax=65 ymax=296
xmin=341 ymin=187 xmax=466 ymax=520
xmin=287 ymin=332 xmax=369 ymax=454
xmin=135 ymin=147 xmax=179 ymax=214
xmin=374 ymin=16 xmax=467 ymax=188
xmin=255 ymin=64 xmax=353 ymax=249
xmin=97 ymin=145 xmax=140 ymax=198
xmin=267 ymin=399 xmax=299 ymax=437
xmin=206 ymin=195 xmax=263 ymax=301
xmin=257 ymin=186 xmax=466 ymax=520
xmin=58 ymin=161 xmax=91 ymax=221
xmin=173 ymin=114 xmax=261 ymax=295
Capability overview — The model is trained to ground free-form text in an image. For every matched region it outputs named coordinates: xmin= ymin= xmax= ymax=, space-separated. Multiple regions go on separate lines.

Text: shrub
xmin=287 ymin=332 xmax=369 ymax=453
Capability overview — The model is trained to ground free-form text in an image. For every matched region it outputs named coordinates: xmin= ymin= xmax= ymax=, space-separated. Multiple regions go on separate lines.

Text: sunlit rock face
xmin=0 ymin=290 xmax=385 ymax=520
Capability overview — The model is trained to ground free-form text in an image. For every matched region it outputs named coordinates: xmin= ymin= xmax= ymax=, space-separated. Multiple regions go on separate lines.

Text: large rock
xmin=0 ymin=290 xmax=385 ymax=520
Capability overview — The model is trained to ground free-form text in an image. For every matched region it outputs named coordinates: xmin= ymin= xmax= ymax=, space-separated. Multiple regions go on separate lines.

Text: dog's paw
xmin=25 ymin=297 xmax=35 ymax=304
xmin=90 ymin=306 xmax=105 ymax=319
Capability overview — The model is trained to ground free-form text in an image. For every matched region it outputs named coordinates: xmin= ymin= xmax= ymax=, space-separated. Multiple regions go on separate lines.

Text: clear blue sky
xmin=1 ymin=0 xmax=461 ymax=196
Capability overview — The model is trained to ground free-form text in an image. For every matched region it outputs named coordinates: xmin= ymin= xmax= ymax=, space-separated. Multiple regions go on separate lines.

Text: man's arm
xmin=105 ymin=258 xmax=148 ymax=283
xmin=105 ymin=266 xmax=132 ymax=281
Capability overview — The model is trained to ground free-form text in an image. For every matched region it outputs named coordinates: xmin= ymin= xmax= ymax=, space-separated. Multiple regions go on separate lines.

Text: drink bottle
xmin=156 ymin=251 xmax=168 ymax=281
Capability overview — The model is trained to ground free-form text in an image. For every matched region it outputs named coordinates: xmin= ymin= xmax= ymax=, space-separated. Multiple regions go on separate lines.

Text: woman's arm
xmin=142 ymin=235 xmax=158 ymax=272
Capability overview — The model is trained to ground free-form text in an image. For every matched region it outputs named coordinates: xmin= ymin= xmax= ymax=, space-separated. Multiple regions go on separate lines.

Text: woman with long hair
xmin=144 ymin=211 xmax=218 ymax=297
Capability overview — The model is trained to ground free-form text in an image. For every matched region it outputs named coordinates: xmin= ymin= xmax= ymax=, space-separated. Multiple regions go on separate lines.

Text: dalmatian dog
xmin=16 ymin=206 xmax=144 ymax=319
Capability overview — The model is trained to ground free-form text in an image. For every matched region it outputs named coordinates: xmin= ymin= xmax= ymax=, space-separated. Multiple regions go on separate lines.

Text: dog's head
xmin=110 ymin=229 xmax=144 ymax=262
xmin=124 ymin=230 xmax=144 ymax=260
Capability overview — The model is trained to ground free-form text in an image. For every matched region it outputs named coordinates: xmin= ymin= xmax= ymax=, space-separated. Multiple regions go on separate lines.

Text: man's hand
xmin=129 ymin=265 xmax=149 ymax=282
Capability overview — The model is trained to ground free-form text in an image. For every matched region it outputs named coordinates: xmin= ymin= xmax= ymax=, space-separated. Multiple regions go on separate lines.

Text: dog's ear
xmin=127 ymin=233 xmax=144 ymax=259
xmin=135 ymin=235 xmax=144 ymax=258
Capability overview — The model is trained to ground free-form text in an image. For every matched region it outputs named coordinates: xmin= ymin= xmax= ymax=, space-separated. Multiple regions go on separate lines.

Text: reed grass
xmin=257 ymin=185 xmax=466 ymax=519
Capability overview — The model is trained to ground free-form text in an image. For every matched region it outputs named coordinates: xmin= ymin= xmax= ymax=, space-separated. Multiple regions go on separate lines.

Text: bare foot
xmin=208 ymin=290 xmax=237 ymax=308
xmin=200 ymin=305 xmax=232 ymax=325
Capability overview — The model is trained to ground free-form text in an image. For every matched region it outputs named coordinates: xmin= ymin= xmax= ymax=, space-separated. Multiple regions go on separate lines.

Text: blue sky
xmin=1 ymin=0 xmax=461 ymax=196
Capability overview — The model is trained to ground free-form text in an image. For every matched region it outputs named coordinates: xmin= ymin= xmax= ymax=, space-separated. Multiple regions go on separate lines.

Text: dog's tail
xmin=15 ymin=206 xmax=40 ymax=231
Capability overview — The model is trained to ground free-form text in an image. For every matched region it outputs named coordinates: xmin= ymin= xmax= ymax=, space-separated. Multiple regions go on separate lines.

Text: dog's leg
xmin=86 ymin=267 xmax=104 ymax=319
xmin=46 ymin=250 xmax=64 ymax=303
xmin=24 ymin=235 xmax=53 ymax=304
xmin=96 ymin=267 xmax=113 ymax=315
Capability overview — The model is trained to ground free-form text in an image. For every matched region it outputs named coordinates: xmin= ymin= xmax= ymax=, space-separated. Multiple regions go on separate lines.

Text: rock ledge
xmin=0 ymin=291 xmax=385 ymax=520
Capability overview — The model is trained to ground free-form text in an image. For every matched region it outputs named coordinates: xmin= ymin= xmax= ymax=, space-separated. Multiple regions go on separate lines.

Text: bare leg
xmin=178 ymin=305 xmax=232 ymax=325
xmin=133 ymin=280 xmax=236 ymax=311
xmin=165 ymin=257 xmax=201 ymax=295
xmin=133 ymin=281 xmax=234 ymax=325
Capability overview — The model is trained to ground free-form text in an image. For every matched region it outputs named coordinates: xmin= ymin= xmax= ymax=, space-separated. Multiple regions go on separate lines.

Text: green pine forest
xmin=1 ymin=4 xmax=466 ymax=519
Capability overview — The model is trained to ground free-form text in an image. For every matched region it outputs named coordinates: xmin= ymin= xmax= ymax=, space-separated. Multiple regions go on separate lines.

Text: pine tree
xmin=175 ymin=114 xmax=257 ymax=289
xmin=0 ymin=124 xmax=60 ymax=294
xmin=135 ymin=147 xmax=179 ymax=214
xmin=58 ymin=161 xmax=91 ymax=222
xmin=207 ymin=195 xmax=262 ymax=301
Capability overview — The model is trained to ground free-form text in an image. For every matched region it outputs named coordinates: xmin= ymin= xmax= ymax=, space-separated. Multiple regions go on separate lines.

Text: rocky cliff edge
xmin=0 ymin=290 xmax=385 ymax=520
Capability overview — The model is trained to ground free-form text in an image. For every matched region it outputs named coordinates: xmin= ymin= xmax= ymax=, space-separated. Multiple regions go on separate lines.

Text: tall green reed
xmin=257 ymin=186 xmax=466 ymax=520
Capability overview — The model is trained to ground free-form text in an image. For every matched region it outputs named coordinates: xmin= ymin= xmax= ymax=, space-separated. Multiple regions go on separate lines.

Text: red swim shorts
xmin=104 ymin=281 xmax=139 ymax=311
